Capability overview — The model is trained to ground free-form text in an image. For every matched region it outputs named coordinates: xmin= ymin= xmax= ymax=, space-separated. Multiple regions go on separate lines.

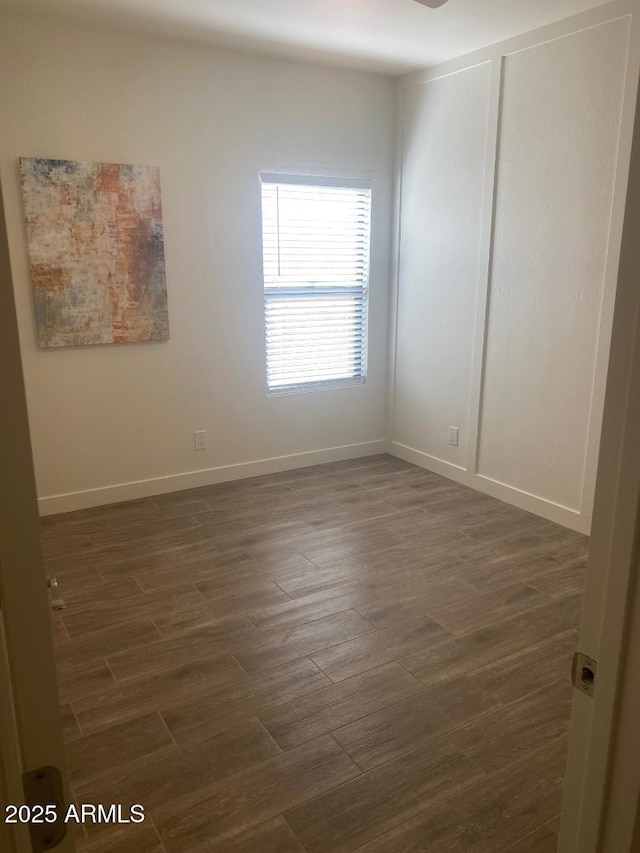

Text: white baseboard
xmin=39 ymin=440 xmax=388 ymax=516
xmin=388 ymin=441 xmax=591 ymax=534
xmin=39 ymin=438 xmax=591 ymax=534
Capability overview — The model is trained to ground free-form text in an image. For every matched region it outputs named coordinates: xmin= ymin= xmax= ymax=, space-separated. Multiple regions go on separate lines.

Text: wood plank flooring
xmin=43 ymin=455 xmax=587 ymax=853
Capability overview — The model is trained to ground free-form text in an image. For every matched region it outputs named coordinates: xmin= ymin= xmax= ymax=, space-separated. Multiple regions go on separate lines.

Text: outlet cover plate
xmin=194 ymin=430 xmax=208 ymax=451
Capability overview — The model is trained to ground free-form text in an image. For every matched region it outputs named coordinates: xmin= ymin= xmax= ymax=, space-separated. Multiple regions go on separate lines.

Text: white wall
xmin=394 ymin=62 xmax=491 ymax=469
xmin=478 ymin=22 xmax=629 ymax=511
xmin=391 ymin=5 xmax=636 ymax=533
xmin=0 ymin=14 xmax=394 ymax=514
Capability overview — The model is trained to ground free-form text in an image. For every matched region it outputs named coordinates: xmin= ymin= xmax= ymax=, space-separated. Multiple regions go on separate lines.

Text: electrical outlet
xmin=448 ymin=426 xmax=459 ymax=447
xmin=194 ymin=430 xmax=208 ymax=451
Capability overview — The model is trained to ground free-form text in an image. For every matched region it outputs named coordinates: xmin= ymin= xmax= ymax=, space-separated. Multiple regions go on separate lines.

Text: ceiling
xmin=0 ymin=0 xmax=614 ymax=74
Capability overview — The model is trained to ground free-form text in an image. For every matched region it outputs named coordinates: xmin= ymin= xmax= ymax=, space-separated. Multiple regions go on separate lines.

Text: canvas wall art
xmin=19 ymin=158 xmax=170 ymax=347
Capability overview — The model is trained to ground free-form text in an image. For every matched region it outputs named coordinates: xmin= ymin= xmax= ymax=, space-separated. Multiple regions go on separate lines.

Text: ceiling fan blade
xmin=413 ymin=0 xmax=449 ymax=7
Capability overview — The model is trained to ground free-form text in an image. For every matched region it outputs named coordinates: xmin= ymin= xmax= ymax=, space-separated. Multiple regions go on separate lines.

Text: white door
xmin=0 ymin=183 xmax=75 ymax=853
xmin=559 ymin=32 xmax=640 ymax=852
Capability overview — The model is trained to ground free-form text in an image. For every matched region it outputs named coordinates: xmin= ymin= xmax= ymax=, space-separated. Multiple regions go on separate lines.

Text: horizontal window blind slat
xmin=264 ymin=285 xmax=365 ymax=295
xmin=266 ymin=317 xmax=365 ymax=324
xmin=267 ymin=361 xmax=365 ymax=373
xmin=264 ymin=282 xmax=366 ymax=289
xmin=265 ymin=318 xmax=365 ymax=327
xmin=265 ymin=307 xmax=365 ymax=315
xmin=265 ymin=301 xmax=365 ymax=306
xmin=267 ymin=335 xmax=362 ymax=342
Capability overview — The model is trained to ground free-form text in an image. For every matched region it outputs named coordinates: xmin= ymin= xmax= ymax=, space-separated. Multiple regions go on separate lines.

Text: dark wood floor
xmin=42 ymin=454 xmax=587 ymax=853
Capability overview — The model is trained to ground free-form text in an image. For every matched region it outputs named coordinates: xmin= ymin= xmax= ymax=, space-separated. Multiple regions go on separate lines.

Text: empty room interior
xmin=1 ymin=0 xmax=638 ymax=851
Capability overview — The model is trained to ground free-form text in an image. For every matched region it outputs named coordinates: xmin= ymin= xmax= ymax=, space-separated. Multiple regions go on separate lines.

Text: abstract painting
xmin=19 ymin=158 xmax=169 ymax=347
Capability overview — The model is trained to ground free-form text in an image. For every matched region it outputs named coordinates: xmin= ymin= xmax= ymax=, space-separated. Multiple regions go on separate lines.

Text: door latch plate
xmin=572 ymin=651 xmax=597 ymax=697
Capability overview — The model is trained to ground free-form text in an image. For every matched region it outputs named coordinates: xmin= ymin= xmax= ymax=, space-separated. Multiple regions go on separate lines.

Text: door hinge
xmin=572 ymin=651 xmax=597 ymax=697
xmin=22 ymin=766 xmax=67 ymax=851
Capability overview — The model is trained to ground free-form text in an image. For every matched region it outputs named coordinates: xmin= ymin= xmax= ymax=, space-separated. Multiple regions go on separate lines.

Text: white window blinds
xmin=260 ymin=174 xmax=372 ymax=393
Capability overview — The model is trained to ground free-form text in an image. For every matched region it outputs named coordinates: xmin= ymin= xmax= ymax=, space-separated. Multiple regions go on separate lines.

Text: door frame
xmin=0 ymin=180 xmax=74 ymax=851
xmin=559 ymin=18 xmax=640 ymax=849
xmin=0 ymin=618 xmax=31 ymax=853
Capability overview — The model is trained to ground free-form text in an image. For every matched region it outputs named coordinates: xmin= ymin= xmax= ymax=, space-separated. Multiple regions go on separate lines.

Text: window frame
xmin=260 ymin=172 xmax=372 ymax=396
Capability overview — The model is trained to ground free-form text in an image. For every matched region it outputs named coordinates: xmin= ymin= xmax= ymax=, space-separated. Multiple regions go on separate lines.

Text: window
xmin=260 ymin=174 xmax=372 ymax=393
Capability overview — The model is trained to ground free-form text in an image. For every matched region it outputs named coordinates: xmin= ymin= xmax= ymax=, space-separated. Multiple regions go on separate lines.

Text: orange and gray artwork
xmin=19 ymin=158 xmax=170 ymax=347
